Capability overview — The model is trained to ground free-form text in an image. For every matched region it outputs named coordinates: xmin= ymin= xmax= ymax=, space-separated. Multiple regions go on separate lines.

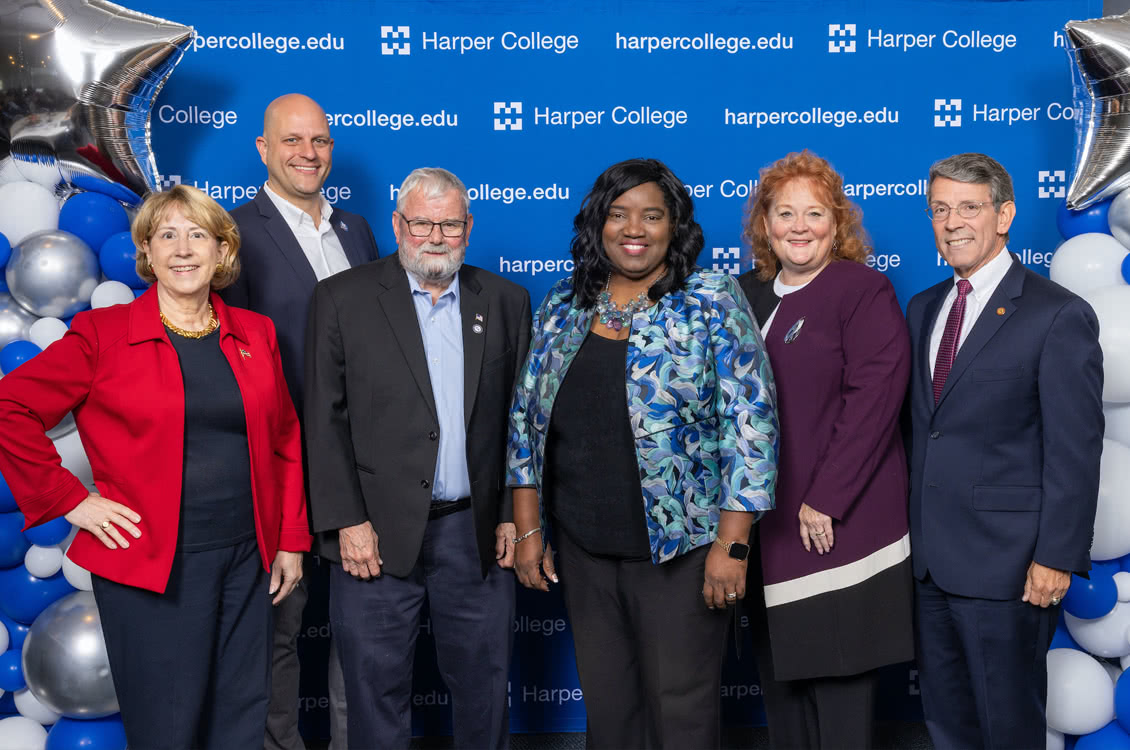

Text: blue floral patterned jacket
xmin=506 ymin=269 xmax=778 ymax=563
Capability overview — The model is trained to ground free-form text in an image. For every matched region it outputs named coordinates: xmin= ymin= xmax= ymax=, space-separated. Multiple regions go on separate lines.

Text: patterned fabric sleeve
xmin=706 ymin=273 xmax=779 ymax=516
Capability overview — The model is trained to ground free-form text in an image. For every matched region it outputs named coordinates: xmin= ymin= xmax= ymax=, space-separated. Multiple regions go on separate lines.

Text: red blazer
xmin=0 ymin=287 xmax=311 ymax=593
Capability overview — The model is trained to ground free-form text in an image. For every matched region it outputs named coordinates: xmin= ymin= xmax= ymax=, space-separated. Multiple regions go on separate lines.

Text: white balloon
xmin=89 ymin=280 xmax=134 ymax=310
xmin=1092 ymin=440 xmax=1130 ymax=560
xmin=1109 ymin=402 xmax=1130 ymax=446
xmin=13 ymin=688 xmax=61 ymax=725
xmin=1047 ymin=648 xmax=1116 ymax=734
xmin=1050 ymin=233 xmax=1130 ymax=296
xmin=61 ymin=550 xmax=93 ymax=592
xmin=0 ymin=620 xmax=8 ymax=653
xmin=0 ymin=716 xmax=48 ymax=749
xmin=22 ymin=545 xmax=63 ymax=579
xmin=1115 ymin=572 xmax=1130 ymax=602
xmin=1123 ymin=652 xmax=1130 ymax=671
xmin=1066 ymin=600 xmax=1130 ymax=656
xmin=0 ymin=158 xmax=24 ymax=186
xmin=1047 ymin=726 xmax=1065 ymax=750
xmin=27 ymin=318 xmax=69 ymax=350
xmin=52 ymin=430 xmax=93 ymax=490
xmin=0 ymin=182 xmax=59 ymax=246
xmin=1102 ymin=658 xmax=1124 ymax=685
xmin=1086 ymin=286 xmax=1130 ymax=403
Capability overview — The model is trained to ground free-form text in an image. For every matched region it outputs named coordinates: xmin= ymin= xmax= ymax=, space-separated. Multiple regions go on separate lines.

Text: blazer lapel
xmin=936 ymin=256 xmax=1024 ymax=409
xmin=460 ymin=270 xmax=487 ymax=430
xmin=256 ymin=192 xmax=319 ymax=290
xmin=377 ymin=260 xmax=438 ymax=422
xmin=330 ymin=208 xmax=366 ymax=268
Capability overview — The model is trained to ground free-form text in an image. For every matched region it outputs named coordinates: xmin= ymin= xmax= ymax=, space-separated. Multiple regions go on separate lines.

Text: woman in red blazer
xmin=0 ymin=184 xmax=311 ymax=750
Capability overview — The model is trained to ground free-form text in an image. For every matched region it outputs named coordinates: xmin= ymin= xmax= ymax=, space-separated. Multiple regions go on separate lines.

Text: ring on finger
xmin=813 ymin=530 xmax=825 ymax=536
xmin=725 ymin=592 xmax=737 ymax=600
xmin=1050 ymin=596 xmax=1062 ymax=606
xmin=100 ymin=520 xmax=110 ymax=530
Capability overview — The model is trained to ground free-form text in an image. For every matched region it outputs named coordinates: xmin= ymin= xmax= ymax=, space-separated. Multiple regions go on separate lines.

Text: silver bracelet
xmin=513 ymin=527 xmax=542 ymax=545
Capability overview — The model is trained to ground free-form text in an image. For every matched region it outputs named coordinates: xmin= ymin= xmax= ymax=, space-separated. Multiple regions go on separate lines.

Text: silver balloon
xmin=1066 ymin=13 xmax=1130 ymax=208
xmin=7 ymin=229 xmax=100 ymax=318
xmin=0 ymin=292 xmax=39 ymax=348
xmin=22 ymin=591 xmax=119 ymax=718
xmin=0 ymin=1 xmax=194 ymax=202
xmin=46 ymin=411 xmax=77 ymax=440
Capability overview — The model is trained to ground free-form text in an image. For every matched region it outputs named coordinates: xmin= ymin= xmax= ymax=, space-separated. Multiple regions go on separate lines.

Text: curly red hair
xmin=743 ymin=151 xmax=871 ymax=281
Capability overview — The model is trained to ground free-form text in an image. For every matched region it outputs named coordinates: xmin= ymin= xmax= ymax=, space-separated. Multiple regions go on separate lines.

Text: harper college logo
xmin=828 ymin=23 xmax=856 ymax=53
xmin=158 ymin=174 xmax=182 ymax=191
xmin=1038 ymin=170 xmax=1066 ymax=199
xmin=934 ymin=99 xmax=962 ymax=127
xmin=381 ymin=25 xmax=410 ymax=55
xmin=493 ymin=101 xmax=523 ymax=131
xmin=711 ymin=247 xmax=740 ymax=275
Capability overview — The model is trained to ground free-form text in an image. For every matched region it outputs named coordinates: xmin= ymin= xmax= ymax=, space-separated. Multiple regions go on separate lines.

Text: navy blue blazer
xmin=905 ymin=253 xmax=1104 ymax=600
xmin=222 ymin=190 xmax=380 ymax=414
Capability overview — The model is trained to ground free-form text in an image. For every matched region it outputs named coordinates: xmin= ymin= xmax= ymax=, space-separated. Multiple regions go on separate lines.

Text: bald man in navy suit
xmin=905 ymin=152 xmax=1103 ymax=749
xmin=221 ymin=93 xmax=379 ymax=750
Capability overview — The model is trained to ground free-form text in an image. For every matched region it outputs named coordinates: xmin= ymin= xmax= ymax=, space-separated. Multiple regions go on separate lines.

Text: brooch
xmin=784 ymin=317 xmax=805 ymax=344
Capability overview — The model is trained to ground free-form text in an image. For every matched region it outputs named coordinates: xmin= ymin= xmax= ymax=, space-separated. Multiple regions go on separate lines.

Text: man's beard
xmin=399 ymin=240 xmax=465 ymax=285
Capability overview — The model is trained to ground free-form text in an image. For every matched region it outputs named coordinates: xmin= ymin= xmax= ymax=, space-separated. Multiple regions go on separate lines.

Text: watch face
xmin=728 ymin=542 xmax=750 ymax=561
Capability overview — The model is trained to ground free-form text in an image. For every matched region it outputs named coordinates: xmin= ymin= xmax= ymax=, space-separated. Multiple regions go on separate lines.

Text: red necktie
xmin=932 ymin=279 xmax=972 ymax=404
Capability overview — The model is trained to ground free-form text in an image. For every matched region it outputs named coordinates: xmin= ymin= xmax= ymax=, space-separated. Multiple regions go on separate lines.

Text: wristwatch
xmin=715 ymin=538 xmax=750 ymax=561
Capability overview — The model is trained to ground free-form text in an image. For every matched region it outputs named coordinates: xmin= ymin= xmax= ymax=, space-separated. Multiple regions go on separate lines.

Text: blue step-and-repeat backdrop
xmin=128 ymin=0 xmax=1102 ymax=737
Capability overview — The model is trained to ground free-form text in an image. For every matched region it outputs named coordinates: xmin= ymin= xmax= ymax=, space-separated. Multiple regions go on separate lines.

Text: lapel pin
xmin=784 ymin=317 xmax=805 ymax=344
xmin=996 ymin=307 xmax=1005 ymax=315
xmin=239 ymin=348 xmax=252 ymax=359
xmin=475 ymin=313 xmax=484 ymax=322
xmin=339 ymin=220 xmax=348 ymax=232
xmin=472 ymin=323 xmax=484 ymax=334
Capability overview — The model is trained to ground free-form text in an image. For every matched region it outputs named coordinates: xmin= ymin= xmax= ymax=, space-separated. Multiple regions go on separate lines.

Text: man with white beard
xmin=304 ymin=168 xmax=531 ymax=750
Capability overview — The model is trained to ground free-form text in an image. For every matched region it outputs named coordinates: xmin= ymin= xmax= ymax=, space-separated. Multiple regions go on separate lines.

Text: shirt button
xmin=930 ymin=431 xmax=941 ymax=439
xmin=429 ymin=431 xmax=438 ymax=441
xmin=420 ymin=479 xmax=430 ymax=489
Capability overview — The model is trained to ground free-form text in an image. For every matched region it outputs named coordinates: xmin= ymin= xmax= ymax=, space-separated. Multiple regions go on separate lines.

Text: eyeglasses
xmin=925 ymin=201 xmax=995 ymax=222
xmin=398 ymin=214 xmax=467 ymax=238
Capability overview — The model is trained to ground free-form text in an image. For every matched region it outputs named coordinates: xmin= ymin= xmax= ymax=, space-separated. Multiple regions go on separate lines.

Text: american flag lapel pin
xmin=239 ymin=348 xmax=252 ymax=360
xmin=339 ymin=220 xmax=348 ymax=232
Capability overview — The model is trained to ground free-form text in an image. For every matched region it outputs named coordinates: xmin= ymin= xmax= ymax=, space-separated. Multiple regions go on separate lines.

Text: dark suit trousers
xmin=329 ymin=508 xmax=514 ymax=750
xmin=915 ymin=576 xmax=1058 ymax=750
xmin=555 ymin=530 xmax=730 ymax=750
xmin=265 ymin=573 xmax=308 ymax=750
xmin=92 ymin=538 xmax=272 ymax=750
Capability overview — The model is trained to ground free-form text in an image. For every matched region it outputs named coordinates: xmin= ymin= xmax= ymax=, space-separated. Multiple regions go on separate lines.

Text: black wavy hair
xmin=569 ymin=158 xmax=703 ymax=308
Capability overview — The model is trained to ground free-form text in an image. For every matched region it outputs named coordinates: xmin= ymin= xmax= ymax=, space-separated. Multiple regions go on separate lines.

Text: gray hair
xmin=396 ymin=167 xmax=470 ymax=214
xmin=927 ymin=153 xmax=1015 ymax=210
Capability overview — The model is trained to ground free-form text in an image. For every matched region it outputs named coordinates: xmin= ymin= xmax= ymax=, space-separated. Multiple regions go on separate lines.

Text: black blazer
xmin=736 ymin=271 xmax=779 ymax=328
xmin=222 ymin=190 xmax=380 ymax=414
xmin=304 ymin=255 xmax=532 ymax=577
xmin=905 ymin=254 xmax=1104 ymax=600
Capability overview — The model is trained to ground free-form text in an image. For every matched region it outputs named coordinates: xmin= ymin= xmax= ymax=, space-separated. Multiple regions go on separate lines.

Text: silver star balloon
xmin=0 ymin=0 xmax=193 ymax=204
xmin=1066 ymin=12 xmax=1130 ymax=209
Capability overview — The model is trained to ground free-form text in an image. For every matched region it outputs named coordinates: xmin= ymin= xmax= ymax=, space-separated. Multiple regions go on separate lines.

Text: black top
xmin=166 ymin=327 xmax=256 ymax=552
xmin=544 ymin=333 xmax=651 ymax=559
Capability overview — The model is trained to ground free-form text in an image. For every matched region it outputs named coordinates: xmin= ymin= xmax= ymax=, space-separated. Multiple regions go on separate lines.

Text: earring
xmin=215 ymin=261 xmax=224 ymax=274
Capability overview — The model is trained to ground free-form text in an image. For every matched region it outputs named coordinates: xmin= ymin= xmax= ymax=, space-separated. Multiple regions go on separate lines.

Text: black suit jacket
xmin=222 ymin=190 xmax=380 ymax=414
xmin=905 ymin=254 xmax=1104 ymax=600
xmin=304 ymin=255 xmax=532 ymax=577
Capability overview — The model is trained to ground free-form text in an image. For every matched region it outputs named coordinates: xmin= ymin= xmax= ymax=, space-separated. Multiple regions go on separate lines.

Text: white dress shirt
xmin=262 ymin=183 xmax=351 ymax=281
xmin=928 ymin=247 xmax=1013 ymax=378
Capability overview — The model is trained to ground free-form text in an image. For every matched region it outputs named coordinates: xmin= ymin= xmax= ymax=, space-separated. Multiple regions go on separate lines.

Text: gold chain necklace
xmin=160 ymin=303 xmax=218 ymax=339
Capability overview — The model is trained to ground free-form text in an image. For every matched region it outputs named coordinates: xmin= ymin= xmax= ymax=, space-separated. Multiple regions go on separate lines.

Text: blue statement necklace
xmin=595 ymin=271 xmax=654 ymax=331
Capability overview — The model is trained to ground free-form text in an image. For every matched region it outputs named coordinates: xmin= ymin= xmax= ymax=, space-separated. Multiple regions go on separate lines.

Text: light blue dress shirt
xmin=407 ymin=271 xmax=471 ymax=501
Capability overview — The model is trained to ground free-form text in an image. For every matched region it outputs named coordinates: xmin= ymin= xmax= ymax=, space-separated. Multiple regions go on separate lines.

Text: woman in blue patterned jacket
xmin=507 ymin=158 xmax=779 ymax=749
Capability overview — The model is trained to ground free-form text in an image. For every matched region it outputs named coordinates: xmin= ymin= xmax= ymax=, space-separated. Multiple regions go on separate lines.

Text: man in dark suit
xmin=221 ymin=93 xmax=380 ymax=750
xmin=906 ymin=152 xmax=1104 ymax=749
xmin=305 ymin=167 xmax=531 ymax=750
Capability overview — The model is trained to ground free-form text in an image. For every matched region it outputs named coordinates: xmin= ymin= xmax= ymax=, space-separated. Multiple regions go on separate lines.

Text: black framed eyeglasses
xmin=925 ymin=201 xmax=995 ymax=222
xmin=398 ymin=214 xmax=467 ymax=238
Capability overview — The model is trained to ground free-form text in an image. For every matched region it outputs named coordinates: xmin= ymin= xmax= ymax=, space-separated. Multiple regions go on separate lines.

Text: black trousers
xmin=329 ymin=508 xmax=514 ymax=750
xmin=265 ymin=573 xmax=308 ymax=750
xmin=915 ymin=576 xmax=1057 ymax=750
xmin=92 ymin=538 xmax=273 ymax=750
xmin=555 ymin=531 xmax=730 ymax=750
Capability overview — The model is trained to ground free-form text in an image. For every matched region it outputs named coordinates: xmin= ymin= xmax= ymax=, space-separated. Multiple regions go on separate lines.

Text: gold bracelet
xmin=513 ymin=527 xmax=542 ymax=545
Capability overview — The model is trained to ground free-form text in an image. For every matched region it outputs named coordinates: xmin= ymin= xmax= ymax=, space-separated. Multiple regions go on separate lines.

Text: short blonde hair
xmin=131 ymin=185 xmax=242 ymax=290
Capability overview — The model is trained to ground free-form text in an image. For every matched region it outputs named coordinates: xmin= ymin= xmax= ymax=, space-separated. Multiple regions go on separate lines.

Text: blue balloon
xmin=23 ymin=516 xmax=72 ymax=547
xmin=1060 ymin=197 xmax=1114 ymax=239
xmin=0 ymin=567 xmax=75 ymax=624
xmin=1078 ymin=721 xmax=1130 ymax=750
xmin=1096 ymin=561 xmax=1123 ymax=578
xmin=1051 ymin=610 xmax=1083 ymax=650
xmin=98 ymin=232 xmax=147 ymax=290
xmin=0 ymin=512 xmax=30 ymax=569
xmin=58 ymin=192 xmax=130 ymax=258
xmin=0 ymin=611 xmax=30 ymax=651
xmin=1123 ymin=253 xmax=1130 ymax=285
xmin=0 ymin=689 xmax=14 ymax=715
xmin=0 ymin=649 xmax=25 ymax=692
xmin=0 ymin=472 xmax=14 ymax=513
xmin=47 ymin=715 xmax=128 ymax=750
xmin=0 ymin=231 xmax=10 ymax=269
xmin=0 ymin=340 xmax=41 ymax=375
xmin=1065 ymin=571 xmax=1120 ymax=619
xmin=1118 ymin=670 xmax=1130 ymax=734
xmin=71 ymin=174 xmax=142 ymax=207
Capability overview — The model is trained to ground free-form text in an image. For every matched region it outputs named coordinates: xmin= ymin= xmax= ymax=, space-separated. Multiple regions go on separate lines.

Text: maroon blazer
xmin=0 ymin=287 xmax=311 ymax=593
